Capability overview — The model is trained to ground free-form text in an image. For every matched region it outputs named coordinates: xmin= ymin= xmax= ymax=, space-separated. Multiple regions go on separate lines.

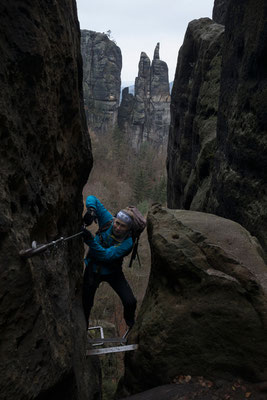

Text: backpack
xmin=125 ymin=206 xmax=147 ymax=268
xmin=125 ymin=206 xmax=147 ymax=241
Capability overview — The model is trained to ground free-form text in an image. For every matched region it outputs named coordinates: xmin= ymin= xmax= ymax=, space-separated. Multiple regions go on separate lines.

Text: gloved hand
xmin=83 ymin=207 xmax=97 ymax=226
xmin=81 ymin=226 xmax=94 ymax=242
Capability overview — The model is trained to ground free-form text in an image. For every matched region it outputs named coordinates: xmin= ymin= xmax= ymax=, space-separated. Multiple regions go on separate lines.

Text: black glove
xmin=81 ymin=226 xmax=94 ymax=242
xmin=83 ymin=207 xmax=97 ymax=226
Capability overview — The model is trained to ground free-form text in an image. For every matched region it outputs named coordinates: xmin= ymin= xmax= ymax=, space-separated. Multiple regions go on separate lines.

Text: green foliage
xmin=133 ymin=169 xmax=152 ymax=203
xmin=152 ymin=175 xmax=167 ymax=204
xmin=112 ymin=125 xmax=124 ymax=156
xmin=136 ymin=200 xmax=150 ymax=215
xmin=86 ymin=128 xmax=167 ymax=213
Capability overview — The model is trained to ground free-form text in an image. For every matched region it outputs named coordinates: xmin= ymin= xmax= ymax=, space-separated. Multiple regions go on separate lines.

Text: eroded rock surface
xmin=81 ymin=30 xmax=122 ymax=135
xmin=119 ymin=205 xmax=267 ymax=396
xmin=0 ymin=2 xmax=99 ymax=399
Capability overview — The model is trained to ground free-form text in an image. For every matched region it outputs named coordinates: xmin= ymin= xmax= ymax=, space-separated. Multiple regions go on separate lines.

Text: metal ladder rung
xmin=86 ymin=344 xmax=138 ymax=356
xmin=88 ymin=337 xmax=127 ymax=344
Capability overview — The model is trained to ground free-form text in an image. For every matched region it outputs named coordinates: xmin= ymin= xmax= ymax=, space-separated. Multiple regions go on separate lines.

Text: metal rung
xmin=88 ymin=337 xmax=127 ymax=344
xmin=86 ymin=344 xmax=138 ymax=356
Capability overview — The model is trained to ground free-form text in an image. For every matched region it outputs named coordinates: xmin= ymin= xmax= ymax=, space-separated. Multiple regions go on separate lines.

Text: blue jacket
xmin=84 ymin=196 xmax=133 ymax=274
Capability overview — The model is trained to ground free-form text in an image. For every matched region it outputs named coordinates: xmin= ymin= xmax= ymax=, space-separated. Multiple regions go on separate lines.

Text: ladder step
xmin=86 ymin=344 xmax=138 ymax=356
xmin=88 ymin=337 xmax=127 ymax=344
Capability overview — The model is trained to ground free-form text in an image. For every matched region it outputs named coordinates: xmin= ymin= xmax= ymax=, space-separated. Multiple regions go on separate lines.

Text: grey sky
xmin=76 ymin=0 xmax=215 ymax=83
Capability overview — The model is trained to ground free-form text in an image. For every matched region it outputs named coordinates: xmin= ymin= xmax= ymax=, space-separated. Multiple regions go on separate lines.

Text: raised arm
xmin=85 ymin=195 xmax=113 ymax=229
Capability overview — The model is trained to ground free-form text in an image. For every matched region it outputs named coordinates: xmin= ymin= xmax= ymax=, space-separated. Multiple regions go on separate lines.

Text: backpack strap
xmin=128 ymin=236 xmax=141 ymax=268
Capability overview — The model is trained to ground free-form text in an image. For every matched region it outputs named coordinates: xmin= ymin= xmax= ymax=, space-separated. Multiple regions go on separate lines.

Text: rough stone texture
xmin=167 ymin=0 xmax=267 ymax=255
xmin=167 ymin=19 xmax=224 ymax=210
xmin=207 ymin=0 xmax=267 ymax=255
xmin=81 ymin=30 xmax=122 ymax=135
xmin=118 ymin=43 xmax=170 ymax=150
xmin=212 ymin=0 xmax=231 ymax=24
xmin=118 ymin=205 xmax=267 ymax=396
xmin=0 ymin=2 xmax=100 ymax=400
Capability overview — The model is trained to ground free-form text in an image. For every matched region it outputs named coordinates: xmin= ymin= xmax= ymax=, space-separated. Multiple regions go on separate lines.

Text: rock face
xmin=0 ymin=2 xmax=99 ymax=400
xmin=118 ymin=43 xmax=171 ymax=150
xmin=167 ymin=0 xmax=267 ymax=255
xmin=212 ymin=0 xmax=231 ymax=24
xmin=119 ymin=205 xmax=267 ymax=395
xmin=81 ymin=30 xmax=122 ymax=135
xmin=167 ymin=18 xmax=224 ymax=210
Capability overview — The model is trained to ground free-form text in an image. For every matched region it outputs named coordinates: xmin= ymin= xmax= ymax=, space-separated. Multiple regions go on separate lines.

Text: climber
xmin=82 ymin=195 xmax=137 ymax=330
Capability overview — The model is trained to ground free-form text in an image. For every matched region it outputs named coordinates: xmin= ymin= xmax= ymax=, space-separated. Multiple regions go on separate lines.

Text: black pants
xmin=82 ymin=264 xmax=137 ymax=329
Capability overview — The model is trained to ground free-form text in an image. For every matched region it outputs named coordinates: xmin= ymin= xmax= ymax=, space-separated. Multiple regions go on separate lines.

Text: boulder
xmin=119 ymin=205 xmax=267 ymax=395
xmin=0 ymin=2 xmax=99 ymax=399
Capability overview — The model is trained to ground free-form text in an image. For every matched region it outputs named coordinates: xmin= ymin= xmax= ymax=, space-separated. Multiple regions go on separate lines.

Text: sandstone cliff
xmin=0 ymin=2 xmax=99 ymax=399
xmin=212 ymin=0 xmax=231 ymax=24
xmin=118 ymin=43 xmax=170 ymax=150
xmin=81 ymin=30 xmax=122 ymax=136
xmin=119 ymin=205 xmax=267 ymax=396
xmin=167 ymin=18 xmax=224 ymax=210
xmin=167 ymin=0 xmax=267 ymax=255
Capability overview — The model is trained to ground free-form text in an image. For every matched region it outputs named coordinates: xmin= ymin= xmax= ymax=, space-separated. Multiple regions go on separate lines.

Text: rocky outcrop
xmin=118 ymin=43 xmax=170 ymax=150
xmin=118 ymin=205 xmax=267 ymax=396
xmin=167 ymin=0 xmax=267 ymax=255
xmin=81 ymin=30 xmax=122 ymax=135
xmin=167 ymin=18 xmax=224 ymax=209
xmin=212 ymin=0 xmax=231 ymax=24
xmin=0 ymin=2 xmax=99 ymax=400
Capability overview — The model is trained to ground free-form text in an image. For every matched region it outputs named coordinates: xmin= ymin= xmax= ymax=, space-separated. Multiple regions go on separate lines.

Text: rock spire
xmin=118 ymin=43 xmax=171 ymax=150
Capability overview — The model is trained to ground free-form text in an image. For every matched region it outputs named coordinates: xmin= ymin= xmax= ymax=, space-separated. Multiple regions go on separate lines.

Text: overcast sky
xmin=76 ymin=0 xmax=215 ymax=83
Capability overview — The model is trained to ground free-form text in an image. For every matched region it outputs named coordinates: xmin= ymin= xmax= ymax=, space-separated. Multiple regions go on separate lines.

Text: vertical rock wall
xmin=167 ymin=0 xmax=267 ymax=255
xmin=208 ymin=0 xmax=267 ymax=255
xmin=81 ymin=30 xmax=122 ymax=136
xmin=212 ymin=0 xmax=231 ymax=24
xmin=0 ymin=1 xmax=99 ymax=399
xmin=167 ymin=18 xmax=224 ymax=211
xmin=118 ymin=43 xmax=171 ymax=150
